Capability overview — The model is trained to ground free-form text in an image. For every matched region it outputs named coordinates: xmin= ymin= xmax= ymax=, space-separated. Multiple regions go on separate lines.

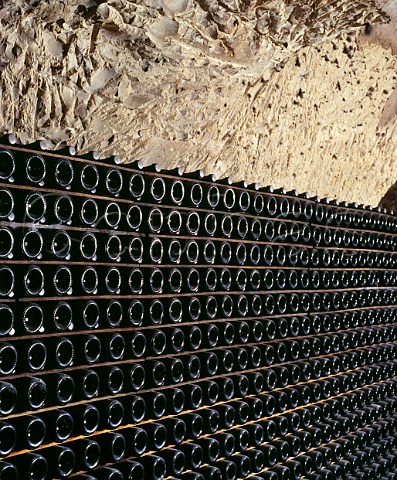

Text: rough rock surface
xmin=0 ymin=1 xmax=397 ymax=207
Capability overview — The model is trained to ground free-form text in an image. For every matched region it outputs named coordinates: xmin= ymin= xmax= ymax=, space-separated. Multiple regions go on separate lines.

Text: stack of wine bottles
xmin=0 ymin=138 xmax=397 ymax=480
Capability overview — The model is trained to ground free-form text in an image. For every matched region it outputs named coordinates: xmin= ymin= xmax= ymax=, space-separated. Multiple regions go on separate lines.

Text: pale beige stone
xmin=163 ymin=0 xmax=188 ymax=15
xmin=0 ymin=0 xmax=396 ymax=208
xmin=42 ymin=31 xmax=64 ymax=58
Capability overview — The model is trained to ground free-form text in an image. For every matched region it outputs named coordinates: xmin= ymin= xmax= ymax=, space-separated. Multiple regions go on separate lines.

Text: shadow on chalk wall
xmin=366 ymin=1 xmax=397 ymax=213
xmin=379 ymin=182 xmax=397 ymax=212
xmin=358 ymin=0 xmax=397 ymax=127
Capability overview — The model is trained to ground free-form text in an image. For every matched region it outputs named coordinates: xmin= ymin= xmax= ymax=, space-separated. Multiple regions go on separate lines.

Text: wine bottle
xmin=72 ymin=438 xmax=101 ymax=470
xmin=214 ymin=460 xmax=237 ymax=480
xmin=49 ymin=409 xmax=74 ymax=442
xmin=0 ymin=461 xmax=18 ymax=479
xmin=140 ymin=455 xmax=166 ymax=480
xmin=199 ymin=465 xmax=222 ymax=480
xmin=54 ymin=157 xmax=74 ymax=188
xmin=0 ymin=188 xmax=13 ymax=220
xmin=25 ymin=191 xmax=47 ymax=222
xmin=70 ymin=404 xmax=100 ymax=435
xmin=101 ymin=399 xmax=124 ymax=429
xmin=0 ymin=227 xmax=14 ymax=259
xmin=45 ymin=445 xmax=75 ymax=478
xmin=179 ymin=443 xmax=203 ymax=469
xmin=0 ymin=380 xmax=17 ymax=414
xmin=100 ymin=432 xmax=126 ymax=462
xmin=116 ymin=461 xmax=144 ymax=480
xmin=0 ymin=266 xmax=15 ymax=297
xmin=181 ymin=412 xmax=203 ymax=439
xmin=0 ymin=342 xmax=17 ymax=375
xmin=159 ymin=448 xmax=185 ymax=476
xmin=161 ymin=417 xmax=186 ymax=444
xmin=95 ymin=467 xmax=123 ymax=480
xmin=0 ymin=421 xmax=16 ymax=455
xmin=23 ymin=453 xmax=48 ymax=480
xmin=21 ymin=229 xmax=43 ymax=259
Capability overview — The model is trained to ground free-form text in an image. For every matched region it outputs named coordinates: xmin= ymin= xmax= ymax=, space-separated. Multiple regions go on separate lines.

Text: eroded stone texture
xmin=358 ymin=0 xmax=397 ymax=128
xmin=0 ymin=0 xmax=396 ymax=207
